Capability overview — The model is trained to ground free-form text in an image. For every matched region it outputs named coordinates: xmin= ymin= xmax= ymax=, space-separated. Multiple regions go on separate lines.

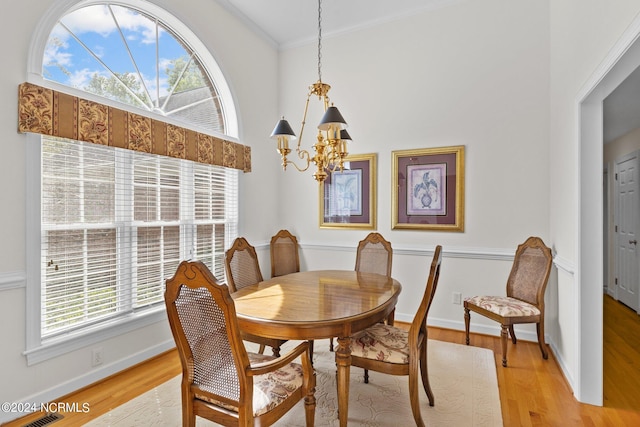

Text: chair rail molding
xmin=553 ymin=254 xmax=575 ymax=276
xmin=0 ymin=270 xmax=26 ymax=291
xmin=299 ymin=242 xmax=517 ymax=261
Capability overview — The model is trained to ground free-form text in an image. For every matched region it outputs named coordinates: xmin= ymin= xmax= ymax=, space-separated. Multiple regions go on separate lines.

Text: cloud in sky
xmin=61 ymin=4 xmax=159 ymax=44
xmin=42 ymin=3 xmax=205 ymax=111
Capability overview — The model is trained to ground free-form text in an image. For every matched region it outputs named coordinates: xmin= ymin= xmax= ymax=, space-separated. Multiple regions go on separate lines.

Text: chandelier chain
xmin=270 ymin=0 xmax=350 ymax=183
xmin=317 ymin=0 xmax=322 ymax=83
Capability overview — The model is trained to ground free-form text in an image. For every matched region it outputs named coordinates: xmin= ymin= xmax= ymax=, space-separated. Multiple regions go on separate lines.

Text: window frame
xmin=24 ymin=0 xmax=240 ymax=365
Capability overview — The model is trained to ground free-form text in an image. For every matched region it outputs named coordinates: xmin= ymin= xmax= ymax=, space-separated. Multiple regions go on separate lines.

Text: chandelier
xmin=269 ymin=0 xmax=351 ymax=183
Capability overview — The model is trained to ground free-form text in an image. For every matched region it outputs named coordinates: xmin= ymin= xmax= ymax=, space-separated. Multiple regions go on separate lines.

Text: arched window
xmin=42 ymin=2 xmax=235 ymax=136
xmin=25 ymin=1 xmax=239 ymax=363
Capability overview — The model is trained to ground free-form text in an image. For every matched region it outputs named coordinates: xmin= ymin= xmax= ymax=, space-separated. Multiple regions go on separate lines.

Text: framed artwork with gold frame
xmin=319 ymin=153 xmax=377 ymax=229
xmin=392 ymin=146 xmax=465 ymax=231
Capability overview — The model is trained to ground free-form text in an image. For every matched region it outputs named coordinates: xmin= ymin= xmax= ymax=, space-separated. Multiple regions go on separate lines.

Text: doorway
xmin=578 ymin=15 xmax=640 ymax=406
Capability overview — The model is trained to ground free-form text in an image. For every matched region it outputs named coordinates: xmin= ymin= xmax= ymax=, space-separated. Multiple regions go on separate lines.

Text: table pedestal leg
xmin=335 ymin=336 xmax=352 ymax=427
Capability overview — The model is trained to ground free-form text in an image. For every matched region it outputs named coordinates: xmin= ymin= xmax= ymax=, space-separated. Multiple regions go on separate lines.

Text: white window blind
xmin=40 ymin=137 xmax=238 ymax=339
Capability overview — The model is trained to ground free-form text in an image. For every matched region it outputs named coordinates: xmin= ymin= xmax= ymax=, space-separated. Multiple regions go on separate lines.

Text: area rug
xmin=87 ymin=340 xmax=502 ymax=426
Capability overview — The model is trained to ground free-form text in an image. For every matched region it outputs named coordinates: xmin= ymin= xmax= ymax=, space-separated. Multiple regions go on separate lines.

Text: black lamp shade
xmin=339 ymin=129 xmax=352 ymax=141
xmin=270 ymin=118 xmax=297 ymax=139
xmin=318 ymin=105 xmax=347 ymax=131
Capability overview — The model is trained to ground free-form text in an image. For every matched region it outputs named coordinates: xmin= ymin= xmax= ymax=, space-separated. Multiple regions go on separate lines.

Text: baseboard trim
xmin=0 ymin=339 xmax=175 ymax=424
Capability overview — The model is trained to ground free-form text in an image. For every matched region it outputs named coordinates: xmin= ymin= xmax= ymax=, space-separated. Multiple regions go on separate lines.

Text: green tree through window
xmin=43 ymin=3 xmax=224 ymax=133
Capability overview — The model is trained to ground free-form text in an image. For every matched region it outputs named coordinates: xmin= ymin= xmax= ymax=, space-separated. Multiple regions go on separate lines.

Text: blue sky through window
xmin=42 ymin=3 xmax=222 ymax=132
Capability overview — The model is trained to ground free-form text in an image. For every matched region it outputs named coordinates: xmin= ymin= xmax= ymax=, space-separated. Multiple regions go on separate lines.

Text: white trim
xmin=573 ymin=11 xmax=640 ymax=406
xmin=257 ymin=241 xmax=572 ymax=265
xmin=219 ymin=0 xmax=466 ymax=51
xmin=25 ymin=135 xmax=42 ymax=353
xmin=553 ymin=255 xmax=575 ymax=276
xmin=0 ymin=271 xmax=26 ymax=291
xmin=23 ymin=309 xmax=168 ymax=366
xmin=214 ymin=0 xmax=279 ymax=50
xmin=300 ymin=242 xmax=517 ymax=261
xmin=1 ymin=339 xmax=175 ymax=424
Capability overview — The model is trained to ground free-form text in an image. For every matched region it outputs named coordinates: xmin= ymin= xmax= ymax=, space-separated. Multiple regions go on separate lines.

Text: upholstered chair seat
xmin=352 ymin=323 xmax=411 ymax=364
xmin=464 ymin=296 xmax=541 ymax=318
xmin=196 ymin=352 xmax=305 ymax=417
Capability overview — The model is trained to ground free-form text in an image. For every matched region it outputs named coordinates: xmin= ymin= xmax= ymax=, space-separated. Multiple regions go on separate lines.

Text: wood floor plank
xmin=3 ymin=296 xmax=640 ymax=426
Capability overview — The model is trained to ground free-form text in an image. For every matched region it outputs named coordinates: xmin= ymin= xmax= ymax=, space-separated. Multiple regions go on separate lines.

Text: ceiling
xmin=216 ymin=0 xmax=640 ymax=144
xmin=216 ymin=0 xmax=459 ymax=49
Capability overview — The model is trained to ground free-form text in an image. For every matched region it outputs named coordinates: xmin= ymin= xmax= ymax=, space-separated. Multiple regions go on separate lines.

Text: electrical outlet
xmin=452 ymin=292 xmax=462 ymax=305
xmin=92 ymin=347 xmax=104 ymax=367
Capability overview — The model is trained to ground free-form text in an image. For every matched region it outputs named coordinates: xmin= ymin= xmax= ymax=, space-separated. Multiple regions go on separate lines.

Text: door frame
xmin=577 ymin=16 xmax=640 ymax=405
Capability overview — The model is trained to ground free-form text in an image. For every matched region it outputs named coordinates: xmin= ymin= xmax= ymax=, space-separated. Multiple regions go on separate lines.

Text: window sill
xmin=24 ymin=308 xmax=167 ymax=366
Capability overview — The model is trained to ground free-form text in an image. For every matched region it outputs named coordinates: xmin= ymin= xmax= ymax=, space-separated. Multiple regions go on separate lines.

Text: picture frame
xmin=319 ymin=153 xmax=377 ymax=229
xmin=392 ymin=146 xmax=465 ymax=231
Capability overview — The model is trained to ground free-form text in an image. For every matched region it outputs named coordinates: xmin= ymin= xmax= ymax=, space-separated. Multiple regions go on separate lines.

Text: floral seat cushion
xmin=196 ymin=352 xmax=304 ymax=417
xmin=465 ymin=295 xmax=540 ymax=317
xmin=351 ymin=323 xmax=410 ymax=364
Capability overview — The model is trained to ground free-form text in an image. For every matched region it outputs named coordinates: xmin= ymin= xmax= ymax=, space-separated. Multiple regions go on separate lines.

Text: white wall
xmin=272 ymin=0 xmax=551 ymax=347
xmin=0 ymin=0 xmax=280 ymax=422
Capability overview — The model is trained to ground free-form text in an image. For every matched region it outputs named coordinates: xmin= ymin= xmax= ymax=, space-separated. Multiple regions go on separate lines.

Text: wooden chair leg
xmin=464 ymin=307 xmax=471 ymax=345
xmin=419 ymin=343 xmax=434 ymax=406
xmin=309 ymin=340 xmax=315 ymax=366
xmin=304 ymin=384 xmax=316 ymax=427
xmin=508 ymin=325 xmax=517 ymax=344
xmin=364 ymin=369 xmax=369 ymax=383
xmin=329 ymin=338 xmax=334 ymax=352
xmin=537 ymin=322 xmax=549 ymax=359
xmin=408 ymin=360 xmax=426 ymax=427
xmin=183 ymin=389 xmax=196 ymax=427
xmin=258 ymin=344 xmax=266 ymax=354
xmin=272 ymin=344 xmax=281 ymax=357
xmin=386 ymin=308 xmax=395 ymax=326
xmin=500 ymin=324 xmax=509 ymax=367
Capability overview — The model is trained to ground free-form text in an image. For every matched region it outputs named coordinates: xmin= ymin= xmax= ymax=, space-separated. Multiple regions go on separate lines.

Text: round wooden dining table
xmin=232 ymin=269 xmax=402 ymax=427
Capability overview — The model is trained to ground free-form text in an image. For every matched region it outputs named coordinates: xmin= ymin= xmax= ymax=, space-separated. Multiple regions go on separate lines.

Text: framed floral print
xmin=320 ymin=153 xmax=377 ymax=229
xmin=392 ymin=146 xmax=465 ymax=231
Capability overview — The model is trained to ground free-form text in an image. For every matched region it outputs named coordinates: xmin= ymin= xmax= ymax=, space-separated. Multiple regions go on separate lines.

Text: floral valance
xmin=17 ymin=82 xmax=251 ymax=172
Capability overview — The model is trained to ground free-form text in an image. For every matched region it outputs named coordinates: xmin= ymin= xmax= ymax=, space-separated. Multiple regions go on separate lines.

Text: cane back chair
xmin=464 ymin=236 xmax=553 ymax=367
xmin=165 ymin=260 xmax=316 ymax=427
xmin=225 ymin=237 xmax=287 ymax=356
xmin=270 ymin=229 xmax=300 ymax=278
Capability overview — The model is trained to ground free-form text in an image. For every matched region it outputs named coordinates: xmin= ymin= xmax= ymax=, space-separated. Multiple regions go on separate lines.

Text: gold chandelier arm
xmin=286 ymin=148 xmax=312 ymax=172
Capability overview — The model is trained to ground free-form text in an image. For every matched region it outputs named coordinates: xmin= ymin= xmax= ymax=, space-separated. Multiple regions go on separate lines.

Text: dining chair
xmin=165 ymin=260 xmax=316 ymax=427
xmin=350 ymin=245 xmax=442 ymax=427
xmin=270 ymin=229 xmax=300 ymax=277
xmin=355 ymin=232 xmax=393 ymax=277
xmin=464 ymin=236 xmax=553 ymax=367
xmin=225 ymin=237 xmax=287 ymax=356
xmin=331 ymin=232 xmax=394 ymax=351
xmin=268 ymin=229 xmax=318 ymax=359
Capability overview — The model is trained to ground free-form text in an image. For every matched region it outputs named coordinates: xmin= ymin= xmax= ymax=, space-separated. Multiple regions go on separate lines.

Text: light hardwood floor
xmin=5 ymin=295 xmax=640 ymax=427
